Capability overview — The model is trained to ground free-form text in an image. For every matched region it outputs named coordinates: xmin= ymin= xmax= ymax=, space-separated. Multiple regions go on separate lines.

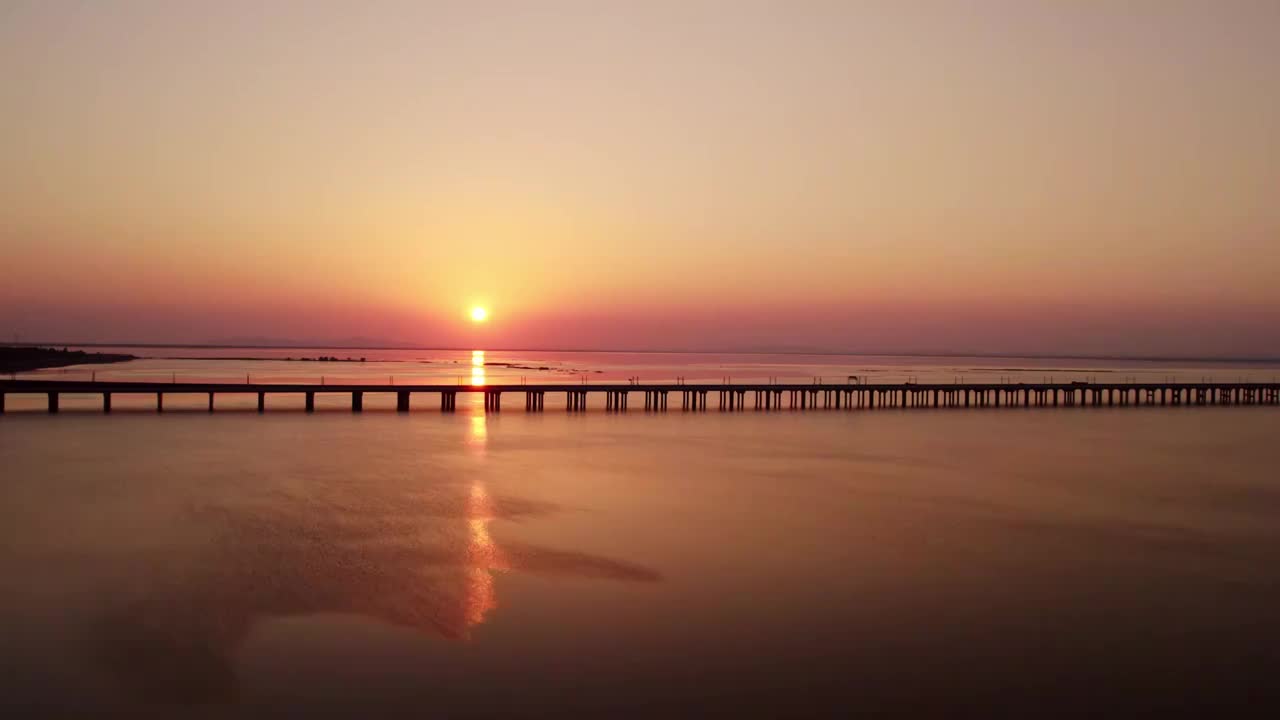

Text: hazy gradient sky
xmin=2 ymin=1 xmax=1278 ymax=355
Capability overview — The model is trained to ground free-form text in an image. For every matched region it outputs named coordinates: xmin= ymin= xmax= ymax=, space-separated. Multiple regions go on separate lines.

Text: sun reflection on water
xmin=463 ymin=481 xmax=507 ymax=628
xmin=468 ymin=414 xmax=487 ymax=449
xmin=463 ymin=411 xmax=505 ymax=629
xmin=471 ymin=349 xmax=486 ymax=386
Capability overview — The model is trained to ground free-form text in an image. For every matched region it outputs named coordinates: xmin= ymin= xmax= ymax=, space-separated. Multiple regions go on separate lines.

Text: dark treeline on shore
xmin=0 ymin=347 xmax=135 ymax=374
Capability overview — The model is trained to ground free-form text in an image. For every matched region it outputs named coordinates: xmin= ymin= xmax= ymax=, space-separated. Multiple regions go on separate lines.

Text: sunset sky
xmin=2 ymin=1 xmax=1277 ymax=356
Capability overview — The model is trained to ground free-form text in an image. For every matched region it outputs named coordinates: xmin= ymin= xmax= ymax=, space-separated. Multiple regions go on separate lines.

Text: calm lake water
xmin=3 ymin=349 xmax=1280 ymax=716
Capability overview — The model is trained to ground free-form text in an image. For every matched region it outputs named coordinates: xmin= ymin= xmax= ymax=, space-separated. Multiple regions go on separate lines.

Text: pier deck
xmin=2 ymin=379 xmax=1278 ymax=414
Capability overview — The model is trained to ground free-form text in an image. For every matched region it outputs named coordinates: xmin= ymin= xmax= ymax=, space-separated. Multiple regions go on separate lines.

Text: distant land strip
xmin=0 ymin=347 xmax=136 ymax=374
xmin=5 ymin=342 xmax=1280 ymax=365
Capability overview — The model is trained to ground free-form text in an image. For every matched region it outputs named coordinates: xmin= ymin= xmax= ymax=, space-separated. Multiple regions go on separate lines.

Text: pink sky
xmin=2 ymin=2 xmax=1278 ymax=356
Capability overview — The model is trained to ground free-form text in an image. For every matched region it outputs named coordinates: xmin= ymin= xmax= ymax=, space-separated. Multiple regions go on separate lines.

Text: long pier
xmin=2 ymin=380 xmax=1278 ymax=414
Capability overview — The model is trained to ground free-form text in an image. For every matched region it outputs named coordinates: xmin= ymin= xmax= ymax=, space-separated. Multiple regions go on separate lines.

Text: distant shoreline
xmin=4 ymin=342 xmax=1279 ymax=365
xmin=0 ymin=347 xmax=136 ymax=374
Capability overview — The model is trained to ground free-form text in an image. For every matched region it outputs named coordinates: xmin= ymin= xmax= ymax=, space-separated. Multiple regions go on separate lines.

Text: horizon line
xmin=5 ymin=341 xmax=1280 ymax=366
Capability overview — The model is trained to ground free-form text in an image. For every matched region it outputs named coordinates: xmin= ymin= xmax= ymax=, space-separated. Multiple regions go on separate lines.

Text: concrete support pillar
xmin=258 ymin=392 xmax=266 ymax=413
xmin=208 ymin=392 xmax=215 ymax=412
xmin=397 ymin=391 xmax=410 ymax=412
xmin=351 ymin=391 xmax=363 ymax=412
xmin=304 ymin=392 xmax=314 ymax=413
xmin=103 ymin=393 xmax=111 ymax=414
xmin=157 ymin=392 xmax=164 ymax=413
xmin=48 ymin=392 xmax=59 ymax=413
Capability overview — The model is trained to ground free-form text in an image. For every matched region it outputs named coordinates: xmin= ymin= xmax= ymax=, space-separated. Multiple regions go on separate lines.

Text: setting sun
xmin=470 ymin=307 xmax=488 ymax=323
